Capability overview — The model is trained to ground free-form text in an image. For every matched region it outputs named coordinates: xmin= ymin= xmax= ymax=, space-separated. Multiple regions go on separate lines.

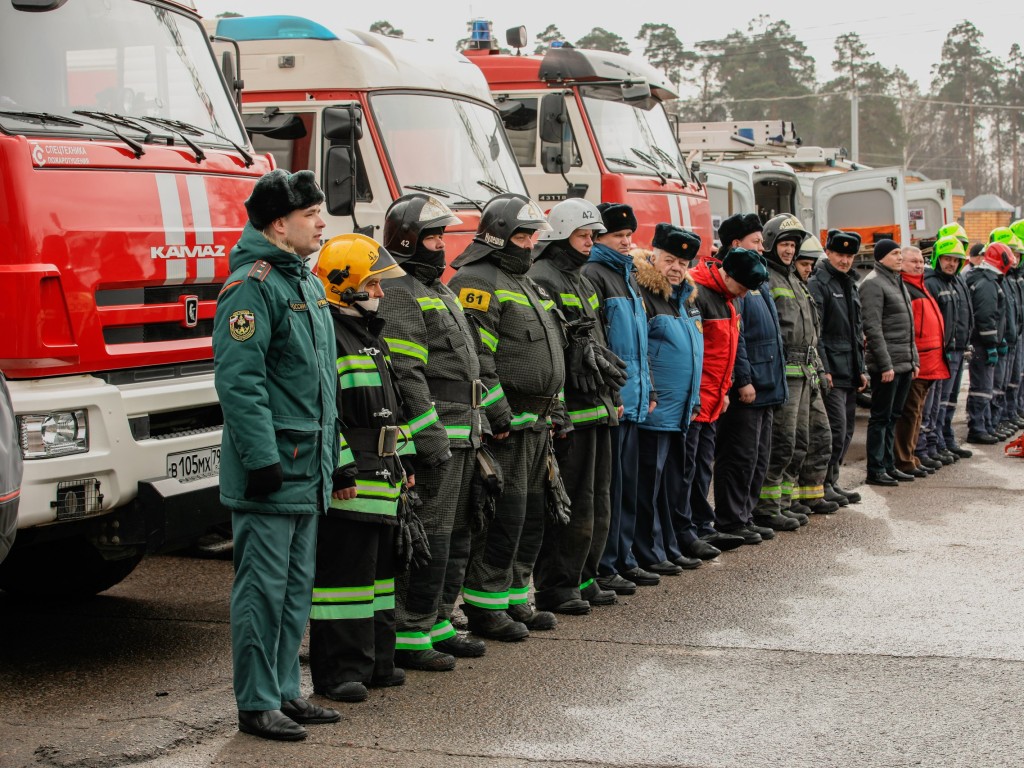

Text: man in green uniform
xmin=213 ymin=169 xmax=341 ymax=741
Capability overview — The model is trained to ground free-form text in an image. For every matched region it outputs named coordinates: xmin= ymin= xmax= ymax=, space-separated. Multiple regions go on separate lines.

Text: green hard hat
xmin=931 ymin=235 xmax=967 ymax=271
xmin=937 ymin=222 xmax=968 ymax=245
xmin=990 ymin=227 xmax=1024 ymax=253
xmin=1010 ymin=219 xmax=1024 ymax=244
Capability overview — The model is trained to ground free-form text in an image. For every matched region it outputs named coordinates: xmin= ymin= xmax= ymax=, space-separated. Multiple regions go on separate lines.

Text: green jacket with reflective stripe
xmin=378 ymin=270 xmax=487 ymax=464
xmin=766 ymin=258 xmax=822 ymax=377
xmin=213 ymin=224 xmax=338 ymax=514
xmin=528 ymin=243 xmax=619 ymax=429
xmin=329 ymin=310 xmax=413 ymax=523
xmin=448 ymin=248 xmax=567 ymax=432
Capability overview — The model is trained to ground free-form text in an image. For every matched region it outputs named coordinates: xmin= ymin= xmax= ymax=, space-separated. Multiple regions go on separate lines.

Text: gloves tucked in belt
xmin=998 ymin=340 xmax=1009 ymax=357
xmin=986 ymin=347 xmax=999 ymax=366
xmin=568 ymin=337 xmax=601 ymax=394
xmin=395 ymin=488 xmax=431 ymax=572
xmin=593 ymin=346 xmax=628 ymax=391
xmin=245 ymin=463 xmax=283 ymax=499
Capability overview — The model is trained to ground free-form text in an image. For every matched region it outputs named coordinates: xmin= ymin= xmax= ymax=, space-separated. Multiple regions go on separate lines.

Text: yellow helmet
xmin=936 ymin=222 xmax=968 ymax=245
xmin=314 ymin=233 xmax=404 ymax=307
xmin=990 ymin=227 xmax=1024 ymax=255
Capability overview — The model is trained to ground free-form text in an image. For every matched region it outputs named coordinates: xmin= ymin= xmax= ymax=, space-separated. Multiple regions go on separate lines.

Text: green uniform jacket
xmin=213 ymin=224 xmax=338 ymax=514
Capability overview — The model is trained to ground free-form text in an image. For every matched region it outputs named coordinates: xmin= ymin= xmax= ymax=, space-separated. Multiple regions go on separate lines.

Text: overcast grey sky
xmin=196 ymin=0 xmax=1019 ymax=93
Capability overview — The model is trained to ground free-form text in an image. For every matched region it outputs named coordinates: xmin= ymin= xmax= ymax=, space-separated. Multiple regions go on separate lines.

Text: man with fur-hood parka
xmin=631 ymin=224 xmax=705 ymax=577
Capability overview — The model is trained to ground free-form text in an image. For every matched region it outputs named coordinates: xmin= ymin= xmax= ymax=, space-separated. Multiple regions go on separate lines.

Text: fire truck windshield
xmin=0 ymin=0 xmax=246 ymax=147
xmin=581 ymin=88 xmax=689 ymax=183
xmin=370 ymin=92 xmax=528 ymax=208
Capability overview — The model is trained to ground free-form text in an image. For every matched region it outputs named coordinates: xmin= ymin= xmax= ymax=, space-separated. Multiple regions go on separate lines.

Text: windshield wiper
xmin=138 ymin=116 xmax=254 ymax=167
xmin=605 ymin=156 xmax=638 ymax=168
xmin=651 ymin=146 xmax=687 ymax=181
xmin=630 ymin=148 xmax=668 ymax=184
xmin=477 ymin=180 xmax=508 ymax=195
xmin=133 ymin=118 xmax=205 ymax=164
xmin=0 ymin=110 xmax=85 ymax=127
xmin=405 ymin=184 xmax=483 ymax=211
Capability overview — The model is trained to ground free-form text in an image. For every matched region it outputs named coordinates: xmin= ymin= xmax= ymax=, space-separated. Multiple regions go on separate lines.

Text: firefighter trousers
xmin=394 ymin=448 xmax=474 ymax=651
xmin=231 ymin=511 xmax=316 ymax=712
xmin=309 ymin=517 xmax=396 ymax=689
xmin=800 ymin=382 xmax=832 ymax=498
xmin=967 ymin=355 xmax=996 ymax=436
xmin=463 ymin=428 xmax=548 ymax=612
xmin=534 ymin=425 xmax=611 ymax=610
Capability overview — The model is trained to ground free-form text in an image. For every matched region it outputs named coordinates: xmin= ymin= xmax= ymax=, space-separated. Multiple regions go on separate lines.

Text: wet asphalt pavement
xmin=2 ymin=416 xmax=1023 ymax=768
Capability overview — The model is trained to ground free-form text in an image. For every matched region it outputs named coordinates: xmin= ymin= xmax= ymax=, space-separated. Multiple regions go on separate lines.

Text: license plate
xmin=167 ymin=446 xmax=220 ymax=481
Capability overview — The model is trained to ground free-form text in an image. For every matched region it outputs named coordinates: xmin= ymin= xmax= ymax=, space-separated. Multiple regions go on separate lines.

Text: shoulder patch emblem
xmin=458 ymin=287 xmax=491 ymax=311
xmin=247 ymin=260 xmax=272 ymax=282
xmin=229 ymin=310 xmax=256 ymax=341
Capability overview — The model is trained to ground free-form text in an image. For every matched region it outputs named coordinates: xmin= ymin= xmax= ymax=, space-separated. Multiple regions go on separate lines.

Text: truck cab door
xmin=905 ymin=179 xmax=953 ymax=246
xmin=813 ymin=166 xmax=910 ymax=257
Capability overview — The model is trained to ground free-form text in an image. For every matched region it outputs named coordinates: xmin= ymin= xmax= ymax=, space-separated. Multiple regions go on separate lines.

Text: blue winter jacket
xmin=582 ymin=243 xmax=653 ymax=423
xmin=633 ymin=256 xmax=703 ymax=431
xmin=731 ymin=285 xmax=788 ymax=407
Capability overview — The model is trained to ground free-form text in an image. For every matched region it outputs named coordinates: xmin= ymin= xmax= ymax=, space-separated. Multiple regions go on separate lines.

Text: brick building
xmin=961 ymin=194 xmax=1017 ymax=246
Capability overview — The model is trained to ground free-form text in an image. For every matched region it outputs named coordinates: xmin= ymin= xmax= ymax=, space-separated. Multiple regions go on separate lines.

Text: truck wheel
xmin=0 ymin=538 xmax=144 ymax=598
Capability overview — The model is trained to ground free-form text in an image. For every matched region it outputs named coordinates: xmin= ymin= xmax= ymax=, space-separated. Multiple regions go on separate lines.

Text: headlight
xmin=18 ymin=410 xmax=89 ymax=459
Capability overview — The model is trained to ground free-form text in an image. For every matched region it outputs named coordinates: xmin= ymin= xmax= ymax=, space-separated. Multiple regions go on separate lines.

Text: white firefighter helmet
xmin=538 ymin=198 xmax=607 ymax=242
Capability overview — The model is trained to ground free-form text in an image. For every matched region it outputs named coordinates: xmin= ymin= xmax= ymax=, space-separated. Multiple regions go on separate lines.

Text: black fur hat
xmin=717 ymin=213 xmax=763 ymax=247
xmin=825 ymin=229 xmax=861 ymax=255
xmin=597 ymin=202 xmax=638 ymax=234
xmin=244 ymin=169 xmax=325 ymax=230
xmin=722 ymin=247 xmax=770 ymax=289
xmin=652 ymin=222 xmax=701 ymax=261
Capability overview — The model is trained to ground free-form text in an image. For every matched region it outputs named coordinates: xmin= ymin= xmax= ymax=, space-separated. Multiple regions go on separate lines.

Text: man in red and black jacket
xmin=671 ymin=247 xmax=769 ymax=561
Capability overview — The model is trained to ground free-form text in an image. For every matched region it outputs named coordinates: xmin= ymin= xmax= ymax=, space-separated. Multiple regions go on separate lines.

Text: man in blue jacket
xmin=632 ymin=224 xmax=705 ymax=574
xmin=582 ymin=203 xmax=659 ymax=594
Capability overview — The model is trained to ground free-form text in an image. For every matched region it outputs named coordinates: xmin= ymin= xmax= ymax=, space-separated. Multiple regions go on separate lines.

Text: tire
xmin=0 ymin=538 xmax=143 ymax=598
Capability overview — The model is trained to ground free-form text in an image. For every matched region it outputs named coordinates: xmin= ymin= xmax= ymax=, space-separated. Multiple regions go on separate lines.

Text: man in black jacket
xmin=920 ymin=235 xmax=973 ymax=461
xmin=965 ymin=242 xmax=1013 ymax=443
xmin=807 ymin=230 xmax=867 ymax=499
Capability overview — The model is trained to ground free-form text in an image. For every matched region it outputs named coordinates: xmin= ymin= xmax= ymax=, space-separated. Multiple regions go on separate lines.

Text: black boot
xmin=464 ymin=605 xmax=530 ymax=641
xmin=506 ymin=603 xmax=557 ymax=630
xmin=829 ymin=465 xmax=861 ymax=503
xmin=433 ymin=633 xmax=486 ymax=658
xmin=394 ymin=648 xmax=456 ymax=671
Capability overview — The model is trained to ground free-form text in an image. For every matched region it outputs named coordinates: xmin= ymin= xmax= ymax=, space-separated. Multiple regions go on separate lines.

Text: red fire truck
xmin=0 ymin=0 xmax=270 ymax=595
xmin=464 ymin=23 xmax=712 ymax=258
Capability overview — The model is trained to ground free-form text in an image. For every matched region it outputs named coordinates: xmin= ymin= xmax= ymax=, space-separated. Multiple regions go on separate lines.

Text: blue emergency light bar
xmin=215 ymin=15 xmax=337 ymax=41
xmin=470 ymin=19 xmax=492 ymax=43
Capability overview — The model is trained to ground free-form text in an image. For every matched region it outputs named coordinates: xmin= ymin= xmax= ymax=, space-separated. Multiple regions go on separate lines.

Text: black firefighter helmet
xmin=475 ymin=192 xmax=551 ymax=249
xmin=762 ymin=214 xmax=810 ymax=258
xmin=383 ymin=194 xmax=462 ymax=259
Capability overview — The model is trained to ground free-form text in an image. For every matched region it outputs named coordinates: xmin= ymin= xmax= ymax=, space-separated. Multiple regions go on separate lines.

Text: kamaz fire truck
xmin=206 ymin=15 xmax=531 ymax=261
xmin=464 ymin=22 xmax=712 ymax=258
xmin=0 ymin=0 xmax=270 ymax=595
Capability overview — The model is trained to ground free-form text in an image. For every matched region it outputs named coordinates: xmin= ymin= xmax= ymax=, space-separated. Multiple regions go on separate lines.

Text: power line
xmin=677 ymin=91 xmax=1024 ymax=112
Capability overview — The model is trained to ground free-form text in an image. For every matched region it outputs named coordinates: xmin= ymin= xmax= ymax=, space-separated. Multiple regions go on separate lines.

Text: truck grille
xmin=96 ymin=284 xmax=222 ymax=345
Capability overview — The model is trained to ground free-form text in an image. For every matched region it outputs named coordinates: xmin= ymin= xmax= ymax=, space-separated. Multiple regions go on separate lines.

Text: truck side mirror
xmin=323 ymin=105 xmax=363 ymax=142
xmin=324 ymin=146 xmax=355 ymax=217
xmin=620 ymin=80 xmax=651 ymax=102
xmin=539 ymin=92 xmax=566 ymax=145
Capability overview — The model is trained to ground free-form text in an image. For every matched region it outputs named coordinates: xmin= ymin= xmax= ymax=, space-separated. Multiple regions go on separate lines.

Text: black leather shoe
xmin=932 ymin=451 xmax=956 ymax=465
xmin=918 ymin=456 xmax=943 ymax=470
xmin=823 ymin=484 xmax=850 ymax=506
xmin=369 ymin=668 xmax=406 ymax=688
xmin=834 ymin=485 xmax=862 ymax=503
xmin=597 ymin=573 xmax=637 ymax=595
xmin=950 ymin=446 xmax=973 ymax=458
xmin=280 ymin=698 xmax=341 ymax=725
xmin=465 ymin=607 xmax=530 ymax=641
xmin=684 ymin=539 xmax=722 ymax=560
xmin=781 ymin=507 xmax=810 ymax=525
xmin=433 ymin=633 xmax=486 ymax=658
xmin=790 ymin=500 xmax=814 ymax=516
xmin=314 ymin=681 xmax=368 ymax=702
xmin=721 ymin=525 xmax=762 ymax=544
xmin=544 ymin=598 xmax=591 ymax=615
xmin=866 ymin=472 xmax=898 ymax=487
xmin=394 ymin=648 xmax=456 ymax=672
xmin=586 ymin=588 xmax=618 ymax=606
xmin=506 ymin=603 xmax=558 ymax=630
xmin=806 ymin=499 xmax=840 ymax=514
xmin=645 ymin=560 xmax=684 ymax=576
xmin=672 ymin=554 xmax=703 ymax=569
xmin=621 ymin=567 xmax=661 ymax=586
xmin=238 ymin=709 xmax=307 ymax=741
xmin=752 ymin=514 xmax=800 ymax=531
xmin=888 ymin=468 xmax=916 ymax=481
xmin=966 ymin=432 xmax=998 ymax=444
xmin=745 ymin=522 xmax=775 ymax=540
xmin=910 ymin=467 xmax=931 ymax=477
xmin=699 ymin=531 xmax=745 ymax=551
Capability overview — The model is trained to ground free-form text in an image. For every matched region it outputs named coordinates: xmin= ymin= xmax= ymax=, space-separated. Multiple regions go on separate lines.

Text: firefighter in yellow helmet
xmin=308 ymin=233 xmax=419 ymax=704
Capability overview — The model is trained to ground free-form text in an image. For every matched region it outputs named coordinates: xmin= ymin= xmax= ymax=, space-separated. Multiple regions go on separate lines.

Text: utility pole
xmin=850 ymin=90 xmax=859 ymax=163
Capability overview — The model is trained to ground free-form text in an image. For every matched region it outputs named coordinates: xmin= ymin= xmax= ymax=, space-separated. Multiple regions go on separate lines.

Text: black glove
xmin=545 ymin=441 xmax=571 ymax=527
xmin=245 ymin=463 xmax=283 ymax=499
xmin=593 ymin=345 xmax=628 ymax=391
xmin=568 ymin=337 xmax=601 ymax=394
xmin=468 ymin=445 xmax=503 ymax=533
xmin=395 ymin=488 xmax=431 ymax=572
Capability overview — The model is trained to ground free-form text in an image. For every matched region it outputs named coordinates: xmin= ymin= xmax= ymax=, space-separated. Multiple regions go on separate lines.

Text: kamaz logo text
xmin=151 ymin=244 xmax=225 ymax=259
